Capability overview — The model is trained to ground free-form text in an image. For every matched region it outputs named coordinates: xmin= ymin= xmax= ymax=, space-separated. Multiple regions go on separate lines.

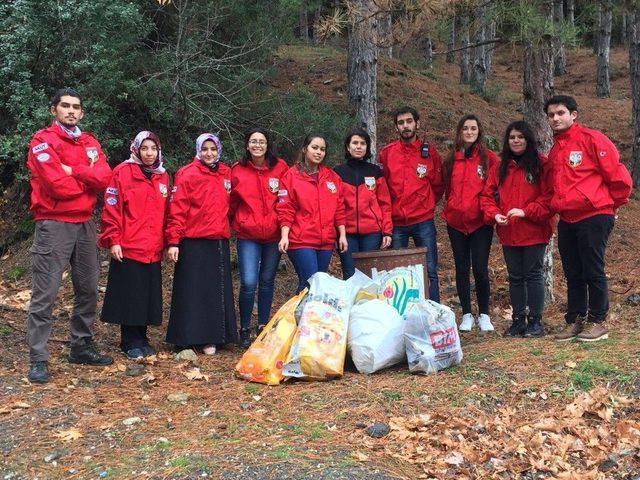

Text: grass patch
xmin=570 ymin=359 xmax=631 ymax=391
xmin=244 ymin=383 xmax=260 ymax=396
xmin=0 ymin=324 xmax=12 ymax=336
xmin=382 ymin=390 xmax=402 ymax=402
xmin=273 ymin=446 xmax=294 ymax=460
xmin=530 ymin=348 xmax=544 ymax=357
xmin=6 ymin=266 xmax=26 ymax=282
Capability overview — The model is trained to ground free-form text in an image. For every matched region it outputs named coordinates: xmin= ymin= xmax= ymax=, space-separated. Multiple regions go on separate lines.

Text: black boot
xmin=28 ymin=361 xmax=49 ymax=383
xmin=504 ymin=315 xmax=527 ymax=337
xmin=240 ymin=328 xmax=251 ymax=349
xmin=524 ymin=315 xmax=544 ymax=337
xmin=68 ymin=338 xmax=113 ymax=365
xmin=256 ymin=324 xmax=266 ymax=337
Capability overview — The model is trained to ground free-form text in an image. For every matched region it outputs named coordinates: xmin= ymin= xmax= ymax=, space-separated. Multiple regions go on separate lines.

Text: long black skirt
xmin=166 ymin=238 xmax=238 ymax=346
xmin=101 ymin=258 xmax=162 ymax=327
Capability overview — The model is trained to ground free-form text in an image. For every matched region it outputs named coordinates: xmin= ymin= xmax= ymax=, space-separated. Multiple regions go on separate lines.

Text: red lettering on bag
xmin=430 ymin=327 xmax=457 ymax=349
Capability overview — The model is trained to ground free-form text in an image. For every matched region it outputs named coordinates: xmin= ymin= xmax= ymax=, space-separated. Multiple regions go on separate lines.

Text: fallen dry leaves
xmin=359 ymin=387 xmax=639 ymax=478
xmin=53 ymin=428 xmax=83 ymax=442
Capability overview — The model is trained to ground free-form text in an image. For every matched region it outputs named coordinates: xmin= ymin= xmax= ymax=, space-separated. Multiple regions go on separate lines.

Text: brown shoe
xmin=576 ymin=323 xmax=609 ymax=342
xmin=554 ymin=321 xmax=583 ymax=342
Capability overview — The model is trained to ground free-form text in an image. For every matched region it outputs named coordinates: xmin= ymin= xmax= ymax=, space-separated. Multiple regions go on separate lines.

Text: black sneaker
xmin=125 ymin=347 xmax=145 ymax=360
xmin=68 ymin=339 xmax=113 ymax=365
xmin=240 ymin=328 xmax=251 ymax=349
xmin=504 ymin=316 xmax=527 ymax=337
xmin=28 ymin=361 xmax=49 ymax=384
xmin=524 ymin=316 xmax=545 ymax=337
xmin=141 ymin=344 xmax=157 ymax=357
xmin=257 ymin=324 xmax=267 ymax=336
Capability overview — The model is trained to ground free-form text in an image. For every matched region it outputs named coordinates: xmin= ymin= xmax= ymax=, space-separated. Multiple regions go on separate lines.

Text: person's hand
xmin=167 ymin=246 xmax=179 ymax=263
xmin=110 ymin=245 xmax=123 ymax=262
xmin=60 ymin=163 xmax=72 ymax=175
xmin=278 ymin=237 xmax=289 ymax=253
xmin=338 ymin=235 xmax=348 ymax=253
xmin=381 ymin=235 xmax=392 ymax=249
xmin=495 ymin=214 xmax=508 ymax=225
xmin=507 ymin=208 xmax=525 ymax=218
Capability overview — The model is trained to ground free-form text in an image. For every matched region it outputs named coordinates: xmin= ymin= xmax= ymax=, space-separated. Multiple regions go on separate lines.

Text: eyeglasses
xmin=248 ymin=140 xmax=267 ymax=146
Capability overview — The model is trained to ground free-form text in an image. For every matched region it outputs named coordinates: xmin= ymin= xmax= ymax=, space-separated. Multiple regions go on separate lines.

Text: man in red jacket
xmin=378 ymin=106 xmax=444 ymax=302
xmin=546 ymin=95 xmax=632 ymax=342
xmin=26 ymin=88 xmax=113 ymax=383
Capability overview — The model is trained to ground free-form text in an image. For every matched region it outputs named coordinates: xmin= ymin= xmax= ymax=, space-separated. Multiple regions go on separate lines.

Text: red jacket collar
xmin=294 ymin=164 xmax=331 ymax=181
xmin=191 ymin=157 xmax=223 ymax=174
xmin=554 ymin=122 xmax=581 ymax=141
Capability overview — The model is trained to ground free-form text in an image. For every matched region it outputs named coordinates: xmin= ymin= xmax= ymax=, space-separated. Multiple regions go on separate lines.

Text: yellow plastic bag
xmin=282 ymin=273 xmax=350 ymax=381
xmin=235 ymin=289 xmax=307 ymax=386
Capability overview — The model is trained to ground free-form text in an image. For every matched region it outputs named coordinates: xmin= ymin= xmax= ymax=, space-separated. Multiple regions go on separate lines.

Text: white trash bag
xmin=404 ymin=300 xmax=463 ymax=374
xmin=348 ymin=299 xmax=405 ymax=374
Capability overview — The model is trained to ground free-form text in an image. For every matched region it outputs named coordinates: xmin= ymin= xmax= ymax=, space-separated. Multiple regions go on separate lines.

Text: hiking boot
xmin=459 ymin=313 xmax=475 ymax=331
xmin=524 ymin=316 xmax=544 ymax=337
xmin=141 ymin=344 xmax=157 ymax=357
xmin=505 ymin=315 xmax=527 ymax=337
xmin=256 ymin=324 xmax=267 ymax=337
xmin=28 ymin=361 xmax=49 ymax=384
xmin=554 ymin=318 xmax=584 ymax=342
xmin=68 ymin=339 xmax=113 ymax=365
xmin=240 ymin=328 xmax=251 ymax=349
xmin=576 ymin=323 xmax=609 ymax=342
xmin=125 ymin=348 xmax=144 ymax=360
xmin=478 ymin=314 xmax=495 ymax=332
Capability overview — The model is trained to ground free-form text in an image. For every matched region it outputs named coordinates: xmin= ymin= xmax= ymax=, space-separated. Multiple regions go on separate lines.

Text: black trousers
xmin=447 ymin=225 xmax=493 ymax=315
xmin=120 ymin=325 xmax=149 ymax=351
xmin=557 ymin=214 xmax=614 ymax=324
xmin=502 ymin=244 xmax=547 ymax=319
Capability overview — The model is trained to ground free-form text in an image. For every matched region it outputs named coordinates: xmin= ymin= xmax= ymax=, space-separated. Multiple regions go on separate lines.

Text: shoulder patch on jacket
xmin=32 ymin=142 xmax=49 ymax=154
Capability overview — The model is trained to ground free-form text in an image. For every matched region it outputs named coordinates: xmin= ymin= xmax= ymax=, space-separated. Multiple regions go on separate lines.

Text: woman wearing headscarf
xmin=99 ymin=131 xmax=169 ymax=359
xmin=165 ymin=133 xmax=238 ymax=355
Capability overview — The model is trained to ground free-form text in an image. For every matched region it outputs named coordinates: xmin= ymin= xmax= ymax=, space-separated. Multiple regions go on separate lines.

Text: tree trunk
xmin=523 ymin=34 xmax=555 ymax=304
xmin=471 ymin=6 xmax=488 ymax=94
xmin=312 ymin=3 xmax=323 ymax=45
xmin=424 ymin=36 xmax=433 ymax=68
xmin=299 ymin=1 xmax=309 ymax=42
xmin=566 ymin=0 xmax=574 ymax=28
xmin=446 ymin=15 xmax=456 ymax=64
xmin=347 ymin=0 xmax=379 ymax=160
xmin=593 ymin=3 xmax=601 ymax=54
xmin=459 ymin=11 xmax=471 ymax=84
xmin=486 ymin=20 xmax=496 ymax=76
xmin=621 ymin=12 xmax=628 ymax=46
xmin=630 ymin=11 xmax=640 ymax=186
xmin=378 ymin=10 xmax=393 ymax=58
xmin=596 ymin=0 xmax=612 ymax=98
xmin=553 ymin=0 xmax=566 ymax=75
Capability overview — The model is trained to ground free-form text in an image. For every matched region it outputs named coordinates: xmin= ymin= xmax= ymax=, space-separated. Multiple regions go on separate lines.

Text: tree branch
xmin=434 ymin=37 xmax=502 ymax=55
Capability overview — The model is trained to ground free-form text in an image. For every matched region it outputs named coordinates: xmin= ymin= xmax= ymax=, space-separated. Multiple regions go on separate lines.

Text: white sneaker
xmin=478 ymin=314 xmax=495 ymax=332
xmin=459 ymin=313 xmax=475 ymax=331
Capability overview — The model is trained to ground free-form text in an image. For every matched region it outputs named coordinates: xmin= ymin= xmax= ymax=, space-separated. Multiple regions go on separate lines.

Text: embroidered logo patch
xmin=106 ymin=187 xmax=118 ymax=195
xmin=364 ymin=176 xmax=376 ymax=191
xmin=416 ymin=164 xmax=427 ymax=178
xmin=268 ymin=178 xmax=279 ymax=193
xmin=326 ymin=181 xmax=337 ymax=193
xmin=32 ymin=142 xmax=48 ymax=154
xmin=224 ymin=179 xmax=232 ymax=193
xmin=159 ymin=184 xmax=168 ymax=197
xmin=599 ymin=151 xmax=607 ymax=157
xmin=569 ymin=151 xmax=583 ymax=167
xmin=525 ymin=172 xmax=535 ymax=184
xmin=106 ymin=196 xmax=117 ymax=206
xmin=36 ymin=153 xmax=50 ymax=162
xmin=477 ymin=165 xmax=486 ymax=179
xmin=86 ymin=148 xmax=99 ymax=164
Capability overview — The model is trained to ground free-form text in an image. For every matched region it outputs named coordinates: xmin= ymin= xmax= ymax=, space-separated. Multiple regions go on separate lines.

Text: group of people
xmin=24 ymin=88 xmax=632 ymax=384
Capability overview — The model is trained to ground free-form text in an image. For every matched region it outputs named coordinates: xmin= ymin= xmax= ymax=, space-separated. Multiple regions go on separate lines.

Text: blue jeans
xmin=237 ymin=239 xmax=281 ymax=329
xmin=391 ymin=219 xmax=440 ymax=302
xmin=287 ymin=248 xmax=333 ymax=293
xmin=339 ymin=233 xmax=382 ymax=280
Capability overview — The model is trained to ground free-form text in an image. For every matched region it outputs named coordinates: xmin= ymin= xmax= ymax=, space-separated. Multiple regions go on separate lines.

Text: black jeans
xmin=447 ymin=225 xmax=493 ymax=315
xmin=557 ymin=214 xmax=614 ymax=324
xmin=120 ymin=325 xmax=149 ymax=351
xmin=502 ymin=244 xmax=547 ymax=318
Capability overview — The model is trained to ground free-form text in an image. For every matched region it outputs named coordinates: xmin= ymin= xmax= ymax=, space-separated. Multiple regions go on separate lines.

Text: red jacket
xmin=276 ymin=165 xmax=346 ymax=250
xmin=378 ymin=138 xmax=444 ymax=226
xmin=442 ymin=146 xmax=499 ymax=234
xmin=27 ymin=122 xmax=112 ymax=222
xmin=98 ymin=163 xmax=170 ymax=263
xmin=334 ymin=158 xmax=393 ymax=236
xmin=480 ymin=155 xmax=554 ymax=247
xmin=165 ymin=159 xmax=232 ymax=246
xmin=230 ymin=158 xmax=289 ymax=243
xmin=548 ymin=123 xmax=632 ymax=223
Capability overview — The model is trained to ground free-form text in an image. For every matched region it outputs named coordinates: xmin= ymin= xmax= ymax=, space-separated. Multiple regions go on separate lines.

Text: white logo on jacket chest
xmin=364 ymin=176 xmax=376 ymax=191
xmin=268 ymin=178 xmax=279 ymax=193
xmin=86 ymin=147 xmax=99 ymax=164
xmin=159 ymin=183 xmax=168 ymax=197
xmin=224 ymin=179 xmax=232 ymax=193
xmin=569 ymin=151 xmax=583 ymax=167
xmin=477 ymin=165 xmax=486 ymax=179
xmin=326 ymin=181 xmax=337 ymax=193
xmin=416 ymin=164 xmax=427 ymax=178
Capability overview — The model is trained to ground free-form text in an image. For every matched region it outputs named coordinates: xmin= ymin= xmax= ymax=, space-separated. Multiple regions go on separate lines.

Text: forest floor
xmin=0 ymin=45 xmax=639 ymax=479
